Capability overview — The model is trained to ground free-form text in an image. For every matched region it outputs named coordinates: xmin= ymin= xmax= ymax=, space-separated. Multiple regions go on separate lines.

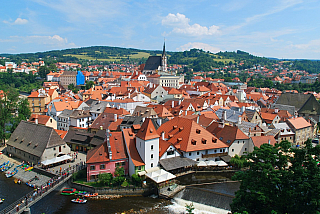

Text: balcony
xmin=202 ymin=152 xmax=228 ymax=159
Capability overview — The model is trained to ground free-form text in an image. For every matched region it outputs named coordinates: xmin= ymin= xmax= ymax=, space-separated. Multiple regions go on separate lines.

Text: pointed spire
xmin=162 ymin=38 xmax=166 ymax=57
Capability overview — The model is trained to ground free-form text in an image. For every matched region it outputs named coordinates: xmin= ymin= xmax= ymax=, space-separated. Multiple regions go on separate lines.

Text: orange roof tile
xmin=136 ymin=118 xmax=160 ymax=140
xmin=287 ymin=117 xmax=311 ymax=130
xmin=157 ymin=117 xmax=228 ymax=152
xmin=122 ymin=128 xmax=144 ymax=166
xmin=54 ymin=129 xmax=68 ymax=139
xmin=251 ymin=136 xmax=277 ymax=148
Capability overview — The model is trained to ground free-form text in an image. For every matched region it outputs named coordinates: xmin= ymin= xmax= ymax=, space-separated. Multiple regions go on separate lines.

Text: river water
xmin=0 ymin=171 xmax=238 ymax=214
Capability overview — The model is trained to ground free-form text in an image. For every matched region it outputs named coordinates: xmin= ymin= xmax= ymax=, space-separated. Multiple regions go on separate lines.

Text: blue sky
xmin=1 ymin=0 xmax=320 ymax=59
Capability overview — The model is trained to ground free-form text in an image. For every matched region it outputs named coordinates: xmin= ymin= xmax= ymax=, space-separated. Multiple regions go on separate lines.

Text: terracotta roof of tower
xmin=136 ymin=118 xmax=160 ymax=140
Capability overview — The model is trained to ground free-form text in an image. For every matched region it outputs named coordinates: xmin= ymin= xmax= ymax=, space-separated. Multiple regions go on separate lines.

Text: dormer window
xmin=179 ymin=127 xmax=184 ymax=132
xmin=202 ymin=138 xmax=207 ymax=144
xmin=191 ymin=139 xmax=197 ymax=145
xmin=173 ymin=125 xmax=178 ymax=129
xmin=196 ymin=129 xmax=201 ymax=134
xmin=212 ymin=138 xmax=217 ymax=143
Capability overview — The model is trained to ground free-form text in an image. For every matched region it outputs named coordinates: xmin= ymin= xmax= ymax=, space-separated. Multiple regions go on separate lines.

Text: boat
xmin=71 ymin=198 xmax=87 ymax=204
xmin=25 ymin=166 xmax=33 ymax=171
xmin=76 ymin=191 xmax=88 ymax=196
xmin=84 ymin=193 xmax=98 ymax=198
xmin=61 ymin=188 xmax=77 ymax=195
xmin=0 ymin=198 xmax=4 ymax=204
xmin=3 ymin=163 xmax=14 ymax=172
xmin=0 ymin=161 xmax=9 ymax=171
xmin=6 ymin=168 xmax=18 ymax=178
xmin=14 ymin=178 xmax=21 ymax=184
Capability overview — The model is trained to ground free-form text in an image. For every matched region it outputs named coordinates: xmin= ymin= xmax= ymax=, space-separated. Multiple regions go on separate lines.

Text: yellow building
xmin=27 ymin=89 xmax=58 ymax=115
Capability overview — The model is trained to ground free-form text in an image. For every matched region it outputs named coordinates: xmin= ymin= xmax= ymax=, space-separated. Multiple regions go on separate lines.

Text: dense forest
xmin=2 ymin=46 xmax=320 ymax=73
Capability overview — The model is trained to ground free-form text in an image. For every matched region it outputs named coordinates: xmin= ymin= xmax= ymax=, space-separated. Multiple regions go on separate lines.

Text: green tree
xmin=131 ymin=174 xmax=142 ymax=186
xmin=98 ymin=173 xmax=113 ymax=186
xmin=231 ymin=140 xmax=320 ymax=214
xmin=85 ymin=81 xmax=95 ymax=90
xmin=230 ymin=154 xmax=246 ymax=169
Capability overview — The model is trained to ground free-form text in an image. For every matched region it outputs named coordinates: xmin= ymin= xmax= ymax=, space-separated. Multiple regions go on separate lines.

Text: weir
xmin=0 ymin=164 xmax=85 ymax=214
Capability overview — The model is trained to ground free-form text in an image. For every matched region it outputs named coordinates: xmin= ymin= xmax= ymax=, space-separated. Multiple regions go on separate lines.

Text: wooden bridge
xmin=0 ymin=163 xmax=86 ymax=214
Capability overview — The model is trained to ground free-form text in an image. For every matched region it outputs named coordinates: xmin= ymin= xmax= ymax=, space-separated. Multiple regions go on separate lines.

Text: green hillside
xmin=3 ymin=46 xmax=320 ymax=73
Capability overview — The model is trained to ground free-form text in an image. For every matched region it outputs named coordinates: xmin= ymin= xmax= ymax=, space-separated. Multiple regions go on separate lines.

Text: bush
xmin=131 ymin=174 xmax=142 ymax=187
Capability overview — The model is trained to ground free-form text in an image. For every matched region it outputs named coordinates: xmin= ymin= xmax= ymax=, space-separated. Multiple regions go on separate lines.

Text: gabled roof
xmin=207 ymin=122 xmax=249 ymax=145
xmin=54 ymin=129 xmax=68 ymax=139
xmin=29 ymin=114 xmax=51 ymax=125
xmin=136 ymin=118 xmax=160 ymax=140
xmin=86 ymin=132 xmax=127 ymax=164
xmin=148 ymin=105 xmax=173 ymax=118
xmin=90 ymin=113 xmax=117 ymax=130
xmin=143 ymin=56 xmax=162 ymax=71
xmin=7 ymin=121 xmax=66 ymax=158
xmin=251 ymin=136 xmax=277 ymax=148
xmin=122 ymin=128 xmax=144 ymax=166
xmin=287 ymin=117 xmax=311 ymax=130
xmin=156 ymin=117 xmax=228 ymax=152
xmin=276 ymin=93 xmax=315 ymax=111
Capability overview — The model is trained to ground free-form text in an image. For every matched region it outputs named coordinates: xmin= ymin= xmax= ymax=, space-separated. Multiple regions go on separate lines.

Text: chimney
xmin=179 ymin=99 xmax=181 ymax=105
xmin=185 ymin=110 xmax=188 ymax=116
xmin=223 ymin=110 xmax=227 ymax=122
xmin=157 ymin=118 xmax=162 ymax=127
xmin=128 ymin=92 xmax=131 ymax=98
xmin=35 ymin=118 xmax=38 ymax=125
xmin=172 ymin=100 xmax=174 ymax=108
xmin=275 ymin=108 xmax=279 ymax=113
xmin=197 ymin=116 xmax=200 ymax=124
xmin=142 ymin=117 xmax=145 ymax=122
xmin=241 ymin=106 xmax=245 ymax=112
xmin=162 ymin=131 xmax=165 ymax=140
xmin=117 ymin=105 xmax=120 ymax=110
xmin=238 ymin=116 xmax=242 ymax=125
xmin=114 ymin=114 xmax=117 ymax=122
xmin=248 ymin=128 xmax=251 ymax=137
xmin=268 ymin=139 xmax=271 ymax=144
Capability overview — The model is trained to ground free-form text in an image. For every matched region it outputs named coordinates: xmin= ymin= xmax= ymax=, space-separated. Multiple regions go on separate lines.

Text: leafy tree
xmin=113 ymin=167 xmax=125 ymax=186
xmin=231 ymin=140 xmax=320 ymax=214
xmin=98 ymin=173 xmax=113 ymax=186
xmin=230 ymin=154 xmax=246 ymax=169
xmin=131 ymin=174 xmax=142 ymax=186
xmin=85 ymin=81 xmax=95 ymax=90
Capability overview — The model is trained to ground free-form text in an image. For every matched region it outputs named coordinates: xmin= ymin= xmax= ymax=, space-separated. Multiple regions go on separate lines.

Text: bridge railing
xmin=0 ymin=163 xmax=86 ymax=214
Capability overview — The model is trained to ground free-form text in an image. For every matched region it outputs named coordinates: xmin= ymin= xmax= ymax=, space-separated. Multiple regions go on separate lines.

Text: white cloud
xmin=14 ymin=18 xmax=28 ymax=25
xmin=9 ymin=35 xmax=77 ymax=48
xmin=227 ymin=0 xmax=303 ymax=32
xmin=162 ymin=13 xmax=220 ymax=36
xmin=178 ymin=42 xmax=222 ymax=53
xmin=292 ymin=39 xmax=320 ymax=52
xmin=3 ymin=18 xmax=29 ymax=25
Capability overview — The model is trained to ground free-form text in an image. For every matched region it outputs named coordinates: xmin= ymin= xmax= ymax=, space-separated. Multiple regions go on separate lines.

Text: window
xmin=151 ymin=145 xmax=153 ymax=150
xmin=151 ymin=154 xmax=153 ymax=159
xmin=196 ymin=158 xmax=199 ymax=161
xmin=189 ymin=152 xmax=192 ymax=156
xmin=232 ymin=149 xmax=234 ymax=152
xmin=167 ymin=150 xmax=174 ymax=156
xmin=90 ymin=165 xmax=95 ymax=170
xmin=245 ymin=148 xmax=247 ymax=151
xmin=151 ymin=163 xmax=153 ymax=167
xmin=50 ymin=119 xmax=52 ymax=123
xmin=197 ymin=151 xmax=199 ymax=155
xmin=100 ymin=164 xmax=105 ymax=170
xmin=138 ymin=166 xmax=142 ymax=170
xmin=53 ymin=148 xmax=56 ymax=150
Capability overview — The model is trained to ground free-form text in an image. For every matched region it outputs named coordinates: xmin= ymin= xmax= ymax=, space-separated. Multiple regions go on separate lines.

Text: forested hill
xmin=3 ymin=46 xmax=320 ymax=73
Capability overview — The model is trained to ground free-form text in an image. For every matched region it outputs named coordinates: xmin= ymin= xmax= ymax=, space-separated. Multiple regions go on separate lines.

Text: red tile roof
xmin=251 ymin=136 xmax=277 ymax=148
xmin=287 ymin=117 xmax=311 ymax=130
xmin=29 ymin=114 xmax=51 ymax=125
xmin=87 ymin=132 xmax=127 ymax=164
xmin=122 ymin=128 xmax=144 ymax=166
xmin=136 ymin=118 xmax=160 ymax=140
xmin=157 ymin=117 xmax=228 ymax=152
xmin=54 ymin=129 xmax=68 ymax=139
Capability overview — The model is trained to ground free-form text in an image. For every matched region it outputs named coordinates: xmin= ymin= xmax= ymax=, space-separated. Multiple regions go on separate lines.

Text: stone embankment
xmin=88 ymin=194 xmax=122 ymax=200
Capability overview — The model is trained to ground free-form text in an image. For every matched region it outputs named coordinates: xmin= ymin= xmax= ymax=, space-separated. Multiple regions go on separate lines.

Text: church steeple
xmin=161 ymin=39 xmax=167 ymax=73
xmin=162 ymin=40 xmax=166 ymax=57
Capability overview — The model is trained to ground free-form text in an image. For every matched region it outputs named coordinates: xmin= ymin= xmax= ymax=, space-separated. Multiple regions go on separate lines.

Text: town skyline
xmin=1 ymin=0 xmax=320 ymax=59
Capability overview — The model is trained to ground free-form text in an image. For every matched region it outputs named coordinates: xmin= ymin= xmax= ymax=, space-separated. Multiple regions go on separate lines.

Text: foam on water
xmin=166 ymin=198 xmax=229 ymax=214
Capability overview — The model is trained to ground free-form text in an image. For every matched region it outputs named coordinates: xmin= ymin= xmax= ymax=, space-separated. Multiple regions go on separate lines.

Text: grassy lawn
xmin=128 ymin=52 xmax=150 ymax=59
xmin=213 ymin=58 xmax=235 ymax=63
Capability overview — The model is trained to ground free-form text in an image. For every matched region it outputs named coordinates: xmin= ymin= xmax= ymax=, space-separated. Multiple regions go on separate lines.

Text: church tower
xmin=161 ymin=41 xmax=167 ymax=73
